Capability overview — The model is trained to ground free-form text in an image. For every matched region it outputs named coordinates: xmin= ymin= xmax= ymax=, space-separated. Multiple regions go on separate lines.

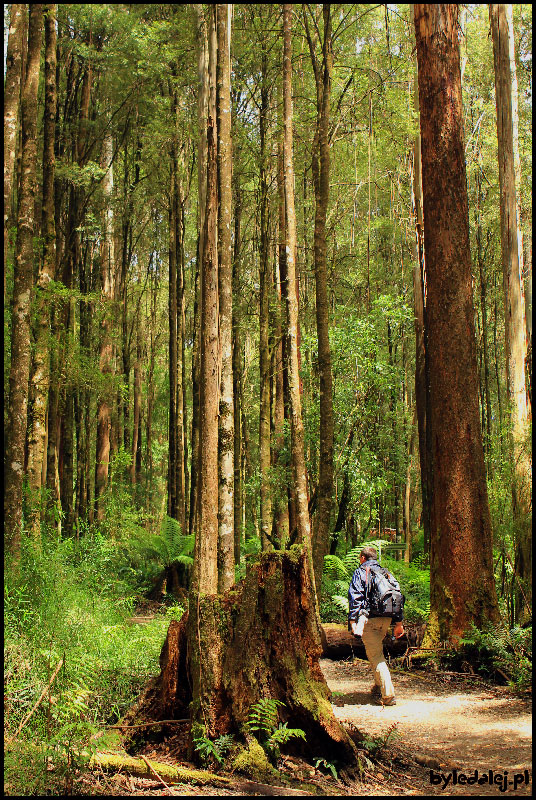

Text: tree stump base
xmin=136 ymin=545 xmax=357 ymax=767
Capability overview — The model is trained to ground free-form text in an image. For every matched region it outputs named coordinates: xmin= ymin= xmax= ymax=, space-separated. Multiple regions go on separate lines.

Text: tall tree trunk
xmin=4 ymin=3 xmax=26 ymax=292
xmin=194 ymin=5 xmax=220 ymax=595
xmin=190 ymin=4 xmax=209 ymax=539
xmin=168 ymin=149 xmax=178 ymax=519
xmin=95 ymin=131 xmax=115 ymax=521
xmin=474 ymin=152 xmax=493 ymax=471
xmin=217 ymin=3 xmax=235 ymax=591
xmin=5 ymin=4 xmax=43 ymax=556
xmin=131 ymin=304 xmax=142 ymax=486
xmin=276 ymin=139 xmax=293 ymax=544
xmin=26 ymin=4 xmax=57 ymax=539
xmin=282 ymin=4 xmax=314 ymax=574
xmin=259 ymin=48 xmax=273 ymax=553
xmin=177 ymin=185 xmax=187 ymax=533
xmin=232 ymin=177 xmax=243 ymax=564
xmin=414 ymin=3 xmax=500 ymax=641
xmin=305 ymin=4 xmax=335 ymax=593
xmin=410 ymin=23 xmax=432 ymax=560
xmin=490 ymin=3 xmax=531 ymax=622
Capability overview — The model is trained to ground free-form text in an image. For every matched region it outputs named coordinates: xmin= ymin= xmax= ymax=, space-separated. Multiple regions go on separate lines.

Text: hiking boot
xmin=370 ymin=684 xmax=381 ymax=698
xmin=381 ymin=696 xmax=397 ymax=706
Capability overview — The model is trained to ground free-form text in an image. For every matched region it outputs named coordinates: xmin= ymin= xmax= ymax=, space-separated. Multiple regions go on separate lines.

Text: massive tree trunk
xmin=304 ymin=4 xmax=335 ymax=594
xmin=4 ymin=3 xmax=26 ymax=290
xmin=194 ymin=5 xmax=220 ymax=596
xmin=26 ymin=4 xmax=57 ymax=539
xmin=282 ymin=4 xmax=313 ymax=570
xmin=490 ymin=3 xmax=531 ymax=622
xmin=410 ymin=24 xmax=432 ymax=559
xmin=5 ymin=4 xmax=43 ymax=556
xmin=217 ymin=3 xmax=235 ymax=590
xmin=414 ymin=3 xmax=500 ymax=642
xmin=138 ymin=547 xmax=357 ymax=766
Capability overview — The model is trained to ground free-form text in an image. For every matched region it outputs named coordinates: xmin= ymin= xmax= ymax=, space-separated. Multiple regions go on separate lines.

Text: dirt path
xmin=321 ymin=657 xmax=532 ymax=796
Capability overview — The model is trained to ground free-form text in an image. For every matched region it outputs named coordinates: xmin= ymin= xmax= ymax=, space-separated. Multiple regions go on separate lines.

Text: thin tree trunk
xmin=4 ymin=3 xmax=26 ymax=292
xmin=232 ymin=178 xmax=243 ymax=564
xmin=217 ymin=3 xmax=234 ymax=591
xmin=190 ymin=4 xmax=209 ymax=540
xmin=414 ymin=3 xmax=500 ymax=641
xmin=26 ymin=4 xmax=57 ymax=539
xmin=95 ymin=131 xmax=115 ymax=521
xmin=259 ymin=47 xmax=273 ymax=553
xmin=177 ymin=186 xmax=187 ymax=532
xmin=274 ymin=147 xmax=290 ymax=548
xmin=131 ymin=307 xmax=142 ymax=486
xmin=490 ymin=3 xmax=531 ymax=621
xmin=168 ymin=147 xmax=178 ymax=519
xmin=5 ymin=4 xmax=43 ymax=555
xmin=282 ymin=4 xmax=314 ymax=575
xmin=305 ymin=4 xmax=335 ymax=593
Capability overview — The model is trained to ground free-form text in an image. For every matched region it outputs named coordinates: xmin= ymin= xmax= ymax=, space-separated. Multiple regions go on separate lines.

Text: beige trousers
xmin=361 ymin=617 xmax=395 ymax=700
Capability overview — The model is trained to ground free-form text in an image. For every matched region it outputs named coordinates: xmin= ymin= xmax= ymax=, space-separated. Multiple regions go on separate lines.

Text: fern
xmin=268 ymin=721 xmax=306 ymax=749
xmin=247 ymin=697 xmax=284 ymax=734
xmin=125 ymin=516 xmax=194 ymax=569
xmin=247 ymin=699 xmax=306 ymax=761
xmin=193 ymin=731 xmax=235 ymax=767
xmin=332 ymin=595 xmax=350 ymax=614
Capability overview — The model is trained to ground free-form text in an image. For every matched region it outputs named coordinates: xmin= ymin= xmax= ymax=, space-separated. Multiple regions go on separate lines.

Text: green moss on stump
xmin=231 ymin=739 xmax=278 ymax=782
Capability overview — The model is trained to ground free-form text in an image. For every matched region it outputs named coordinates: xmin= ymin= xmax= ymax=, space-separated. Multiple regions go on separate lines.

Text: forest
xmin=4 ymin=3 xmax=532 ymax=797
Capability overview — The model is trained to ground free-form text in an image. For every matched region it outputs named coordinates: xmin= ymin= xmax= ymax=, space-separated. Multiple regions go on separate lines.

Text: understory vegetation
xmin=4 ymin=468 xmax=531 ymax=795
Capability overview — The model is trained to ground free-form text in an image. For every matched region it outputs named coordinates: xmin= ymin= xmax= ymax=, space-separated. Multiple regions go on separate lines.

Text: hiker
xmin=348 ymin=546 xmax=405 ymax=706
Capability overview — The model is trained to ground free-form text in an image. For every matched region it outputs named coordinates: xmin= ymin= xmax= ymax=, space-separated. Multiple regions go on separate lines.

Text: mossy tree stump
xmin=140 ymin=545 xmax=357 ymax=765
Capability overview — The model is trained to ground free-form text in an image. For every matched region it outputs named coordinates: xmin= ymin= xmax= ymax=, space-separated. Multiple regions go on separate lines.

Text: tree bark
xmin=26 ymin=4 xmax=57 ymax=539
xmin=232 ymin=177 xmax=244 ymax=563
xmin=4 ymin=3 xmax=26 ymax=291
xmin=95 ymin=131 xmax=115 ymax=521
xmin=259 ymin=46 xmax=273 ymax=553
xmin=168 ymin=141 xmax=178 ymax=519
xmin=414 ymin=3 xmax=500 ymax=641
xmin=217 ymin=3 xmax=235 ymax=590
xmin=282 ymin=4 xmax=314 ymax=573
xmin=410 ymin=21 xmax=432 ymax=560
xmin=140 ymin=548 xmax=357 ymax=764
xmin=190 ymin=4 xmax=209 ymax=540
xmin=490 ymin=3 xmax=531 ymax=622
xmin=194 ymin=5 xmax=220 ymax=596
xmin=305 ymin=4 xmax=335 ymax=594
xmin=5 ymin=4 xmax=43 ymax=555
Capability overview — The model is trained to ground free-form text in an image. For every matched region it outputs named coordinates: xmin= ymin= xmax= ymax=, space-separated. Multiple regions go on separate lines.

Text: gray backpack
xmin=365 ymin=564 xmax=405 ymax=618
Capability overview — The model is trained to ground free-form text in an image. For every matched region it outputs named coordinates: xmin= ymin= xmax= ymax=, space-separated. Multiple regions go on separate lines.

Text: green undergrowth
xmin=4 ymin=532 xmax=180 ymax=795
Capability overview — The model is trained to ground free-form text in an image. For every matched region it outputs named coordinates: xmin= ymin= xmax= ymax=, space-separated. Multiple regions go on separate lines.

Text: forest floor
xmin=69 ymin=654 xmax=531 ymax=797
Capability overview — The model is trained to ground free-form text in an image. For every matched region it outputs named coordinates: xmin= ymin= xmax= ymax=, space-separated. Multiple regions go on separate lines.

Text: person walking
xmin=348 ymin=546 xmax=405 ymax=706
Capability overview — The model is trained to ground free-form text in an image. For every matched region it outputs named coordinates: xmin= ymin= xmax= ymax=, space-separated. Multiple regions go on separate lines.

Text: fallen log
xmin=89 ymin=752 xmax=314 ymax=795
xmin=320 ymin=624 xmax=408 ymax=660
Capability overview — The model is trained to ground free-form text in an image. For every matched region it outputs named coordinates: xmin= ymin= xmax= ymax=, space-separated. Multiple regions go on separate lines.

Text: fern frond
xmin=323 ymin=554 xmax=349 ymax=580
xmin=332 ymin=595 xmax=350 ymax=614
xmin=247 ymin=698 xmax=284 ymax=734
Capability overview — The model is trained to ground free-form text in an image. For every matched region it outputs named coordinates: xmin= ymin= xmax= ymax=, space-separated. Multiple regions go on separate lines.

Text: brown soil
xmin=322 ymin=656 xmax=532 ymax=796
